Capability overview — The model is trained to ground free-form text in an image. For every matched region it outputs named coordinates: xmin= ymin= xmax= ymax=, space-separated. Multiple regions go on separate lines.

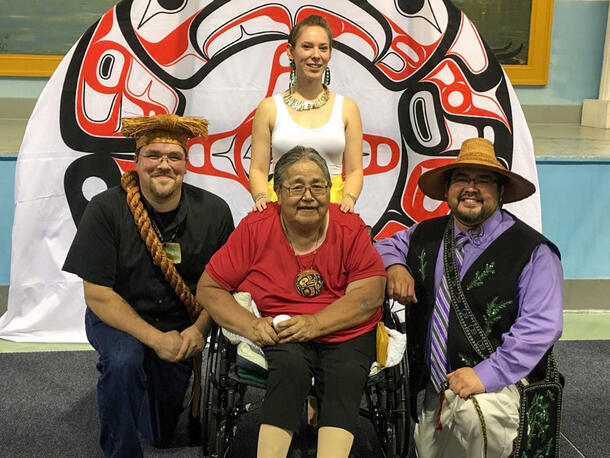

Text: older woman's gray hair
xmin=273 ymin=146 xmax=332 ymax=191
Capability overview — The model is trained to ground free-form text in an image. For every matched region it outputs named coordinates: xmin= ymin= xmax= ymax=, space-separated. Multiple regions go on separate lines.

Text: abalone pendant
xmin=295 ymin=269 xmax=323 ymax=297
xmin=163 ymin=242 xmax=182 ymax=264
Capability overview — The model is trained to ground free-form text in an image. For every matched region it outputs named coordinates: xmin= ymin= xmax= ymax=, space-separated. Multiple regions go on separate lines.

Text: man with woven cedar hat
xmin=376 ymin=137 xmax=563 ymax=457
xmin=63 ymin=114 xmax=233 ymax=456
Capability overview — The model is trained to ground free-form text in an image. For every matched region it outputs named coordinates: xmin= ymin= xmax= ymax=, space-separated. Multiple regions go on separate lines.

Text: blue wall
xmin=538 ymin=158 xmax=610 ymax=278
xmin=0 ymin=155 xmax=608 ymax=283
xmin=0 ymin=156 xmax=16 ymax=284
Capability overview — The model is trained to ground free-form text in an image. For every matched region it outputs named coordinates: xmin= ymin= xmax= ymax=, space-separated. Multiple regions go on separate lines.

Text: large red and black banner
xmin=0 ymin=0 xmax=540 ymax=341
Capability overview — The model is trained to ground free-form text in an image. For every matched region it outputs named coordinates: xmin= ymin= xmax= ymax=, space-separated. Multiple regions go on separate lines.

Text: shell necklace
xmin=283 ymin=86 xmax=329 ymax=111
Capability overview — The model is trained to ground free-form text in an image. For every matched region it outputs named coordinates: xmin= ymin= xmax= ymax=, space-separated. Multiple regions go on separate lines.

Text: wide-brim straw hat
xmin=418 ymin=137 xmax=536 ymax=203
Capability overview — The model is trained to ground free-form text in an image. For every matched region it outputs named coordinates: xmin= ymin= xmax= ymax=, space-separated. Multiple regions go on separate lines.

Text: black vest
xmin=404 ymin=214 xmax=560 ymax=402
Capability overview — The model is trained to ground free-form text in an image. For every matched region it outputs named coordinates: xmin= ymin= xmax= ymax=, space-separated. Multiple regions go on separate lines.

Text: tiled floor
xmin=0 ymin=118 xmax=27 ymax=154
xmin=530 ymin=123 xmax=610 ymax=158
xmin=2 ymin=118 xmax=610 ymax=158
xmin=0 ymin=340 xmax=92 ymax=353
xmin=561 ymin=311 xmax=610 ymax=340
xmin=0 ymin=311 xmax=608 ymax=353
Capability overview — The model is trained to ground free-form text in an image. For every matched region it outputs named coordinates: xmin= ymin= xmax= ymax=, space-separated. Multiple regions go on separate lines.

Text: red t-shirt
xmin=206 ymin=203 xmax=386 ymax=343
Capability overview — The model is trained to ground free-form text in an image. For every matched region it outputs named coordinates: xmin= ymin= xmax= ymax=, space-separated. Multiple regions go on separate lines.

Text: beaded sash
xmin=442 ymin=221 xmax=495 ymax=360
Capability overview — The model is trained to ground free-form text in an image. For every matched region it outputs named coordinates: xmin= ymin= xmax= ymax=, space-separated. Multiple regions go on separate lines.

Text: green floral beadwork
xmin=459 ymin=353 xmax=480 ymax=367
xmin=466 ymin=262 xmax=495 ymax=291
xmin=483 ymin=297 xmax=511 ymax=335
xmin=521 ymin=389 xmax=556 ymax=457
xmin=418 ymin=249 xmax=427 ymax=282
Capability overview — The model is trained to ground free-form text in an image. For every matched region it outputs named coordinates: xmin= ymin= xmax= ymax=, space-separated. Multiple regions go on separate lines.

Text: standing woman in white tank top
xmin=250 ymin=14 xmax=364 ymax=213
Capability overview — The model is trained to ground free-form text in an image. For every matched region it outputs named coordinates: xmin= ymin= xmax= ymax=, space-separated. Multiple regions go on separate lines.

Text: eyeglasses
xmin=140 ymin=152 xmax=186 ymax=163
xmin=281 ymin=184 xmax=329 ymax=197
xmin=449 ymin=175 xmax=498 ymax=188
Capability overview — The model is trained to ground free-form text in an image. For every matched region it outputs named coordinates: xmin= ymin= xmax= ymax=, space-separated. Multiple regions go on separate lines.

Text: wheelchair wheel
xmin=369 ymin=307 xmax=411 ymax=458
xmin=385 ymin=358 xmax=410 ymax=458
xmin=201 ymin=328 xmax=220 ymax=456
xmin=202 ymin=327 xmax=239 ymax=457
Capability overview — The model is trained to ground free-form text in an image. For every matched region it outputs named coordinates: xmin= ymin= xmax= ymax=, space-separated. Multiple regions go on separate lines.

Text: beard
xmin=147 ymin=174 xmax=180 ymax=199
xmin=450 ymin=192 xmax=498 ymax=228
xmin=453 ymin=206 xmax=488 ymax=226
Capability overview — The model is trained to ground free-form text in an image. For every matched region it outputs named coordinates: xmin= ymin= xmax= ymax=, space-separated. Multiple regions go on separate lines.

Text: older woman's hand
xmin=276 ymin=315 xmax=322 ymax=343
xmin=248 ymin=316 xmax=280 ymax=346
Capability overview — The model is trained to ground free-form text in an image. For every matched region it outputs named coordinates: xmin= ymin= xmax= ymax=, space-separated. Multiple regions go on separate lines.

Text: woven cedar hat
xmin=121 ymin=113 xmax=209 ymax=150
xmin=417 ymin=137 xmax=536 ymax=203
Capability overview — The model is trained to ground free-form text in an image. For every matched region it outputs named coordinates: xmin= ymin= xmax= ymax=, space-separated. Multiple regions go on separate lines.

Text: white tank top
xmin=271 ymin=93 xmax=345 ymax=176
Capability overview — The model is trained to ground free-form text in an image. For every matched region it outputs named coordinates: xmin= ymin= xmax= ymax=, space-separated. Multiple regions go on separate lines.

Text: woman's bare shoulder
xmin=254 ymin=95 xmax=278 ymax=125
xmin=257 ymin=94 xmax=281 ymax=110
xmin=341 ymin=95 xmax=360 ymax=111
xmin=339 ymin=95 xmax=362 ymax=124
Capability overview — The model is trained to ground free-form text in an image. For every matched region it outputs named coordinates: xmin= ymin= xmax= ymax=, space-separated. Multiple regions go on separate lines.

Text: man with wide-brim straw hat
xmin=375 ymin=137 xmax=564 ymax=457
xmin=418 ymin=137 xmax=536 ymax=204
xmin=63 ymin=113 xmax=234 ymax=456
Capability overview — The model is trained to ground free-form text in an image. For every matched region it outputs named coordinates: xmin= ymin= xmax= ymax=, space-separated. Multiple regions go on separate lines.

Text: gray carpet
xmin=0 ymin=340 xmax=607 ymax=457
xmin=554 ymin=340 xmax=609 ymax=458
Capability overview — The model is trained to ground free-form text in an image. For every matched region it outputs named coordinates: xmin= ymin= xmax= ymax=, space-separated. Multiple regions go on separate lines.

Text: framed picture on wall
xmin=1 ymin=0 xmax=554 ymax=85
xmin=453 ymin=0 xmax=555 ymax=85
xmin=0 ymin=0 xmax=116 ymax=77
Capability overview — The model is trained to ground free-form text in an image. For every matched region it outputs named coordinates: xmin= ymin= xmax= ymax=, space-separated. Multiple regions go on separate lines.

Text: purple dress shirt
xmin=375 ymin=210 xmax=563 ymax=393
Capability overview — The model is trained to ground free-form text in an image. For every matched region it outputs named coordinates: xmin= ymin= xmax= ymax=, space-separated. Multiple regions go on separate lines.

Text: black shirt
xmin=63 ymin=183 xmax=234 ymax=331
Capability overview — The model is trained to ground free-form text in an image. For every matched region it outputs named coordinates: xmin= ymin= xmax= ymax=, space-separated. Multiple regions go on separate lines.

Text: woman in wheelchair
xmin=197 ymin=146 xmax=386 ymax=458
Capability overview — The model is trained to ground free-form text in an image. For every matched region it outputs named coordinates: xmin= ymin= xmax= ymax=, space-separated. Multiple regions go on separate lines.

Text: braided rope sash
xmin=121 ymin=170 xmax=203 ymax=420
xmin=121 ymin=171 xmax=201 ymax=318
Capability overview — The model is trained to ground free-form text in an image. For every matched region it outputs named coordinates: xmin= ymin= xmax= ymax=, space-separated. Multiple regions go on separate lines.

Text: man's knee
xmin=438 ymin=390 xmax=486 ymax=443
xmin=445 ymin=389 xmax=520 ymax=450
xmin=452 ymin=398 xmax=483 ymax=438
xmin=98 ymin=339 xmax=146 ymax=383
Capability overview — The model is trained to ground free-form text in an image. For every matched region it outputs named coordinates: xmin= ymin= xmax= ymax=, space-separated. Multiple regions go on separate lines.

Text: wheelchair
xmin=201 ymin=301 xmax=411 ymax=457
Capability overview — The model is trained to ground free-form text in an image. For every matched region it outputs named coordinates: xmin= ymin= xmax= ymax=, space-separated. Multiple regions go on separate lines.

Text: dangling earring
xmin=289 ymin=61 xmax=297 ymax=89
xmin=324 ymin=67 xmax=331 ymax=86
